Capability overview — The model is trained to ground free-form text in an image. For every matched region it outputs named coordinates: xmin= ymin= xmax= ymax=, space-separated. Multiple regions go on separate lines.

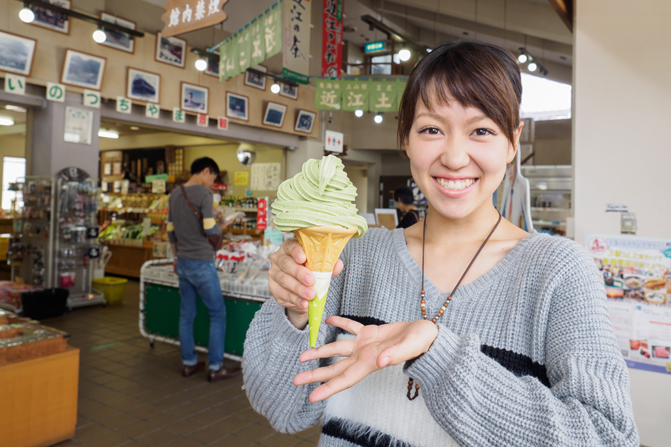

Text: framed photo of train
xmin=126 ymin=68 xmax=160 ymax=103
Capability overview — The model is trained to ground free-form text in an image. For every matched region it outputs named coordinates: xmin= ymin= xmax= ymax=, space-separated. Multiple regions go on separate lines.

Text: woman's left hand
xmin=293 ymin=316 xmax=439 ymax=403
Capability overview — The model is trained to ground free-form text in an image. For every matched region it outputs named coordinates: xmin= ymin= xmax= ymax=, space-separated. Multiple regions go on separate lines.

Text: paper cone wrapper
xmin=294 ymin=226 xmax=358 ymax=347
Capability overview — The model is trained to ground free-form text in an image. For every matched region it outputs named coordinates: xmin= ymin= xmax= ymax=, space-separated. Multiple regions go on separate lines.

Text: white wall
xmin=574 ymin=1 xmax=671 ymax=445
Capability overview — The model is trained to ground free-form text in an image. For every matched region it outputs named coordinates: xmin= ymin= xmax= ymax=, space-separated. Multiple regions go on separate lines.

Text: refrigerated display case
xmin=520 ymin=165 xmax=572 ymax=236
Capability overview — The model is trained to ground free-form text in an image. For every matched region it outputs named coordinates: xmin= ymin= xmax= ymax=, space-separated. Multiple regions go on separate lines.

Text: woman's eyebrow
xmin=466 ymin=115 xmax=489 ymax=125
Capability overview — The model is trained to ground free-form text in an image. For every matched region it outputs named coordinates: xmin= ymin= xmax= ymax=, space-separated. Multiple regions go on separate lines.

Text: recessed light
xmin=130 ymin=126 xmax=139 ymax=130
xmin=0 ymin=117 xmax=15 ymax=126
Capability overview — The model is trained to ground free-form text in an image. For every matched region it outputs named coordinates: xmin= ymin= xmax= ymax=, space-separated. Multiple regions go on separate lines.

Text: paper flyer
xmin=586 ymin=234 xmax=671 ymax=374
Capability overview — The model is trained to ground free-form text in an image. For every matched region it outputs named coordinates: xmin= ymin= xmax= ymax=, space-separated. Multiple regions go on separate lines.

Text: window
xmin=520 ymin=73 xmax=572 ymax=121
xmin=2 ymin=157 xmax=26 ymax=211
xmin=369 ymin=54 xmax=401 ymax=75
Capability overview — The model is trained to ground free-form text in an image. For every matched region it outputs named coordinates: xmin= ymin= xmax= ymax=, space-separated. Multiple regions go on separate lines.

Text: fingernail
xmin=302 ymin=301 xmax=308 ymax=309
xmin=381 ymin=357 xmax=390 ymax=367
xmin=304 ymin=288 xmax=315 ymax=299
xmin=304 ymin=273 xmax=314 ymax=286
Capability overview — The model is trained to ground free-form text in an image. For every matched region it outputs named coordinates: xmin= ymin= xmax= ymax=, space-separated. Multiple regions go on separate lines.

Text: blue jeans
xmin=176 ymin=258 xmax=225 ymax=371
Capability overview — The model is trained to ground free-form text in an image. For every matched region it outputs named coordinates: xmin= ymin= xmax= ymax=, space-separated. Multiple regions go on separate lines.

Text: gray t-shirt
xmin=168 ymin=185 xmax=221 ymax=261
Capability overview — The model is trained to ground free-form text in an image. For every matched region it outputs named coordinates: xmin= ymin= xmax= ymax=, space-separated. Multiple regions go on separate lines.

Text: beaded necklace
xmin=407 ymin=210 xmax=502 ymax=401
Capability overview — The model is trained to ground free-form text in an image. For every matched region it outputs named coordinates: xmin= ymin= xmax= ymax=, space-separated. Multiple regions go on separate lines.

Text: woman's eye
xmin=419 ymin=127 xmax=441 ymax=135
xmin=473 ymin=128 xmax=494 ymax=136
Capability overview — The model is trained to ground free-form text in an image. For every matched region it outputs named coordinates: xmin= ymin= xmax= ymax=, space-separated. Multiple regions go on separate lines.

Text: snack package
xmin=272 ymin=155 xmax=368 ymax=347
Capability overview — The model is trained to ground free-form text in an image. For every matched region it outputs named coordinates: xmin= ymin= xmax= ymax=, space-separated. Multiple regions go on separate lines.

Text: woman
xmin=243 ymin=41 xmax=638 ymax=446
xmin=394 ymin=185 xmax=419 ymax=229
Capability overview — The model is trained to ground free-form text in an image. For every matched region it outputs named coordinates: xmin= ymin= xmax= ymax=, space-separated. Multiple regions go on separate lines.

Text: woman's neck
xmin=424 ymin=203 xmax=501 ymax=246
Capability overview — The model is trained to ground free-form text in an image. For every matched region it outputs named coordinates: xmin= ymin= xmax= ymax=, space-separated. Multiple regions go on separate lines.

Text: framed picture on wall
xmin=244 ymin=65 xmax=267 ymax=90
xmin=61 ymin=49 xmax=106 ymax=90
xmin=181 ymin=82 xmax=208 ymax=114
xmin=155 ymin=33 xmax=186 ymax=68
xmin=98 ymin=12 xmax=136 ymax=53
xmin=30 ymin=0 xmax=71 ymax=34
xmin=294 ymin=109 xmax=316 ymax=134
xmin=127 ymin=68 xmax=160 ymax=103
xmin=226 ymin=92 xmax=249 ymax=121
xmin=0 ymin=31 xmax=37 ymax=76
xmin=280 ymin=82 xmax=298 ymax=100
xmin=263 ymin=102 xmax=287 ymax=128
xmin=204 ymin=51 xmax=219 ymax=77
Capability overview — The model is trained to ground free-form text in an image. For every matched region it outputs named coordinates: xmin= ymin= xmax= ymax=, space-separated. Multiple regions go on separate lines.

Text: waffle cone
xmin=294 ymin=226 xmax=357 ymax=347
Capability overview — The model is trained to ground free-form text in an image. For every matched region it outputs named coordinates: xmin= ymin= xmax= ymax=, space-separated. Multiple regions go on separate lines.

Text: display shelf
xmin=229 ymin=207 xmax=258 ymax=212
xmin=532 ymin=220 xmax=566 ymax=228
xmin=530 ymin=207 xmax=571 ymax=212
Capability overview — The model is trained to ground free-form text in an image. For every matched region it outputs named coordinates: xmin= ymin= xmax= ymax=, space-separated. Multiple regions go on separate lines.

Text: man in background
xmin=394 ymin=185 xmax=419 ymax=229
xmin=168 ymin=157 xmax=240 ymax=382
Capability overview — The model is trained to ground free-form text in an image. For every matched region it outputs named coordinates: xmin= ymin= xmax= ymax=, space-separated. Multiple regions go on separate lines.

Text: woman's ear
xmin=508 ymin=121 xmax=524 ymax=163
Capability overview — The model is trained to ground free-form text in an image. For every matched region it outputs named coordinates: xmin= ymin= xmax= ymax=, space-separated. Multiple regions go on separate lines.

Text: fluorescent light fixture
xmin=98 ymin=129 xmax=119 ymax=139
xmin=398 ymin=49 xmax=411 ymax=62
xmin=93 ymin=28 xmax=106 ymax=43
xmin=374 ymin=114 xmax=383 ymax=124
xmin=5 ymin=105 xmax=26 ymax=112
xmin=195 ymin=58 xmax=208 ymax=71
xmin=19 ymin=6 xmax=34 ymax=23
xmin=354 ymin=110 xmax=364 ymax=118
xmin=270 ymin=82 xmax=281 ymax=94
xmin=130 ymin=126 xmax=139 ymax=130
xmin=0 ymin=117 xmax=15 ymax=126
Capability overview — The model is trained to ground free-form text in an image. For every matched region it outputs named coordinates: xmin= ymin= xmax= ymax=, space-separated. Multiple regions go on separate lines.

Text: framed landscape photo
xmin=30 ymin=0 xmax=70 ymax=34
xmin=61 ymin=49 xmax=106 ymax=90
xmin=294 ymin=109 xmax=316 ymax=134
xmin=0 ymin=31 xmax=37 ymax=76
xmin=226 ymin=92 xmax=249 ymax=121
xmin=155 ymin=33 xmax=186 ymax=68
xmin=99 ymin=13 xmax=135 ymax=53
xmin=263 ymin=102 xmax=287 ymax=128
xmin=244 ymin=65 xmax=267 ymax=90
xmin=127 ymin=68 xmax=160 ymax=103
xmin=280 ymin=82 xmax=298 ymax=100
xmin=181 ymin=82 xmax=208 ymax=114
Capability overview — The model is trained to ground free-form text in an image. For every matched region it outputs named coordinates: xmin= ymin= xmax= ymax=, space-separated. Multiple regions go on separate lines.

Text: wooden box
xmin=0 ymin=324 xmax=69 ymax=366
xmin=0 ymin=347 xmax=79 ymax=447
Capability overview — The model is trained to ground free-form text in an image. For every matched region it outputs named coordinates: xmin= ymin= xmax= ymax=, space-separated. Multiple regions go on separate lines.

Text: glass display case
xmin=520 ymin=165 xmax=572 ymax=236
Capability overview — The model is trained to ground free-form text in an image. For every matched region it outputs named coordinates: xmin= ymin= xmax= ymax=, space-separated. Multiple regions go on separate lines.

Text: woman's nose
xmin=439 ymin=137 xmax=470 ymax=170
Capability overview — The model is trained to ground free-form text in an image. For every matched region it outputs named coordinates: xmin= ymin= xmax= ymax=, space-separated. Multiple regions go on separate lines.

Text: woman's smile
xmin=433 ymin=177 xmax=479 ymax=196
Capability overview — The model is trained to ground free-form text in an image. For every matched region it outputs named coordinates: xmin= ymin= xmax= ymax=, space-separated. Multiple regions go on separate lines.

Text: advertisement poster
xmin=322 ymin=0 xmax=343 ymax=77
xmin=586 ymin=234 xmax=671 ymax=374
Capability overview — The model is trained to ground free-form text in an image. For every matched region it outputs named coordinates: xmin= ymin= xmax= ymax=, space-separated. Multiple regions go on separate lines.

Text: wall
xmin=342 ymin=165 xmax=368 ymax=214
xmin=574 ymin=1 xmax=671 ymax=445
xmin=0 ymin=0 xmax=319 ymax=139
xmin=532 ymin=119 xmax=571 ymax=165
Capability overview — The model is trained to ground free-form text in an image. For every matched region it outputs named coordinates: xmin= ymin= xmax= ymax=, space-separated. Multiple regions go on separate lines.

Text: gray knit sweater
xmin=243 ymin=229 xmax=639 ymax=447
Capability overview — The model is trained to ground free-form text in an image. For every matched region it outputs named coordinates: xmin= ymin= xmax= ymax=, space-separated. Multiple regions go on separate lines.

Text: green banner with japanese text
xmin=249 ymin=16 xmax=265 ymax=67
xmin=235 ymin=27 xmax=251 ymax=75
xmin=315 ymin=78 xmax=342 ymax=110
xmin=264 ymin=4 xmax=282 ymax=59
xmin=341 ymin=78 xmax=370 ymax=112
xmin=370 ymin=79 xmax=398 ymax=113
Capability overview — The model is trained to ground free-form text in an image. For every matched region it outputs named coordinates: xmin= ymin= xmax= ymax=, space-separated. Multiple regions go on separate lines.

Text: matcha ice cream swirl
xmin=272 ymin=155 xmax=368 ymax=237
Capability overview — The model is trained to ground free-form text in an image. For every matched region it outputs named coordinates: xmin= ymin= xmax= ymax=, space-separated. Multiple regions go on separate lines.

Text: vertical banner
xmin=236 ymin=26 xmax=251 ymax=74
xmin=264 ymin=4 xmax=283 ymax=59
xmin=283 ymin=0 xmax=312 ymax=82
xmin=341 ymin=78 xmax=369 ymax=111
xmin=369 ymin=79 xmax=398 ymax=112
xmin=315 ymin=78 xmax=341 ymax=110
xmin=249 ymin=16 xmax=266 ymax=67
xmin=257 ymin=197 xmax=268 ymax=231
xmin=322 ymin=0 xmax=343 ymax=77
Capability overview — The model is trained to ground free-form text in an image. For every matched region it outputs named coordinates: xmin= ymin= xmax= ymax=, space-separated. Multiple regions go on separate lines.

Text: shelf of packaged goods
xmin=223 ymin=207 xmax=258 ymax=212
xmin=150 ymin=219 xmax=168 ymax=225
xmin=532 ymin=220 xmax=567 ymax=228
xmin=530 ymin=207 xmax=571 ymax=212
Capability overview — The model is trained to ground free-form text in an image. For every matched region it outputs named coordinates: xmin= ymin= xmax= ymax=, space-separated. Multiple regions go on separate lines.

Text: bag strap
xmin=180 ymin=184 xmax=207 ymax=238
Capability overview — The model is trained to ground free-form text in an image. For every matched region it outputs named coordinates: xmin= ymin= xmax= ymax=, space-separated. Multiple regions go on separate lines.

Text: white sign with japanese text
xmin=64 ymin=106 xmax=93 ymax=145
xmin=116 ymin=97 xmax=132 ymax=114
xmin=283 ymin=0 xmax=312 ymax=77
xmin=173 ymin=107 xmax=185 ymax=123
xmin=146 ymin=103 xmax=160 ymax=119
xmin=83 ymin=90 xmax=100 ymax=108
xmin=46 ymin=82 xmax=66 ymax=102
xmin=4 ymin=74 xmax=26 ymax=95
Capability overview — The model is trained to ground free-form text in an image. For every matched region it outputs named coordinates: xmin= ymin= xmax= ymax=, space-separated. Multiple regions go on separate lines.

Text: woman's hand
xmin=268 ymin=239 xmax=344 ymax=328
xmin=293 ymin=316 xmax=439 ymax=403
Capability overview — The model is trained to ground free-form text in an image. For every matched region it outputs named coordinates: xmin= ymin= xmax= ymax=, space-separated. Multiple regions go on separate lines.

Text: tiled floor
xmin=43 ymin=280 xmax=319 ymax=447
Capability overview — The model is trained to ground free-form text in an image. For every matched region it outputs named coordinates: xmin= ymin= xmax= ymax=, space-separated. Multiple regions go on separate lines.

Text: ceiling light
xmin=527 ymin=62 xmax=538 ymax=72
xmin=19 ymin=6 xmax=34 ymax=23
xmin=93 ymin=28 xmax=106 ymax=43
xmin=270 ymin=82 xmax=281 ymax=94
xmin=354 ymin=110 xmax=364 ymax=118
xmin=374 ymin=114 xmax=383 ymax=124
xmin=5 ymin=105 xmax=26 ymax=112
xmin=398 ymin=49 xmax=411 ymax=62
xmin=195 ymin=58 xmax=208 ymax=71
xmin=426 ymin=48 xmax=432 ymax=53
xmin=98 ymin=129 xmax=119 ymax=139
xmin=130 ymin=126 xmax=139 ymax=130
xmin=0 ymin=117 xmax=15 ymax=126
xmin=518 ymin=54 xmax=528 ymax=63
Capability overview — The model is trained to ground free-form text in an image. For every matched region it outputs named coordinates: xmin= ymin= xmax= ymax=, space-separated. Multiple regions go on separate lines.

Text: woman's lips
xmin=433 ymin=177 xmax=479 ymax=197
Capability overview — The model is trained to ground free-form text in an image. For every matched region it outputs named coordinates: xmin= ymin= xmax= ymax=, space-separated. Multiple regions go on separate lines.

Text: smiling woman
xmin=244 ymin=40 xmax=639 ymax=447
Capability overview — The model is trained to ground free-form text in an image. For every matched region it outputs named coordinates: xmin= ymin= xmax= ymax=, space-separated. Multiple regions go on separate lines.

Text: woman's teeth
xmin=436 ymin=178 xmax=476 ymax=191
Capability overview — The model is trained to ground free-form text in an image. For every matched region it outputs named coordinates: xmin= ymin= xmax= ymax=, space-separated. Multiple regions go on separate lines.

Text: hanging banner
xmin=587 ymin=234 xmax=671 ymax=375
xmin=369 ymin=79 xmax=398 ymax=112
xmin=322 ymin=0 xmax=343 ymax=77
xmin=235 ymin=26 xmax=251 ymax=76
xmin=249 ymin=16 xmax=266 ymax=67
xmin=161 ymin=0 xmax=229 ymax=38
xmin=283 ymin=0 xmax=312 ymax=80
xmin=341 ymin=78 xmax=369 ymax=112
xmin=315 ymin=78 xmax=341 ymax=110
xmin=264 ymin=4 xmax=283 ymax=59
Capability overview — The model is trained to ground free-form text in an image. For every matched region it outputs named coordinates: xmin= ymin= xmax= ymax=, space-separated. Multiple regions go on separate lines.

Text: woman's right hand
xmin=269 ymin=239 xmax=344 ymax=328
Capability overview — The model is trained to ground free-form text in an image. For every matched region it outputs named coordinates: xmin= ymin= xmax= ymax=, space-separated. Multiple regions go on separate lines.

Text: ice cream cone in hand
xmin=272 ymin=155 xmax=368 ymax=347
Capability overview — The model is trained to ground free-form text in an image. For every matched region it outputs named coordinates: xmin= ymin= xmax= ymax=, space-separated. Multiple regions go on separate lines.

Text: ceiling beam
xmin=548 ymin=0 xmax=573 ymax=33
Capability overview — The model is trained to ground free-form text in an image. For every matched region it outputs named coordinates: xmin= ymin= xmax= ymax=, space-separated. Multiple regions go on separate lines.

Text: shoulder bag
xmin=180 ymin=185 xmax=225 ymax=251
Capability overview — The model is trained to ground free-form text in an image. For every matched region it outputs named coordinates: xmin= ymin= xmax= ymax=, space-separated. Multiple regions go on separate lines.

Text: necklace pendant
xmin=407 ymin=378 xmax=420 ymax=401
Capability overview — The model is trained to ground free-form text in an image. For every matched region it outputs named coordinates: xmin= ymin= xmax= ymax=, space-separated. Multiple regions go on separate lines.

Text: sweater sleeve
xmin=242 ymin=249 xmax=348 ymax=433
xmin=405 ymin=242 xmax=639 ymax=446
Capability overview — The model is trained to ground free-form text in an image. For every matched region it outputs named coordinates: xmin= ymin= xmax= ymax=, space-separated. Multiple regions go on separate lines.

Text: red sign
xmin=321 ymin=0 xmax=343 ymax=77
xmin=197 ymin=113 xmax=209 ymax=127
xmin=217 ymin=116 xmax=228 ymax=130
xmin=211 ymin=183 xmax=227 ymax=191
xmin=256 ymin=197 xmax=268 ymax=231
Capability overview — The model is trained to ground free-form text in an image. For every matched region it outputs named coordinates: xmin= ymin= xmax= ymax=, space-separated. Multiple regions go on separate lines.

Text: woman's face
xmin=406 ymin=96 xmax=519 ymax=220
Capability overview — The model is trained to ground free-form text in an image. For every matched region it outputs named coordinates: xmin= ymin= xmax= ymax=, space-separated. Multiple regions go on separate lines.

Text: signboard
xmin=63 ymin=107 xmax=93 ymax=145
xmin=587 ymin=234 xmax=671 ymax=374
xmin=324 ymin=129 xmax=343 ymax=153
xmin=234 ymin=171 xmax=249 ymax=186
xmin=251 ymin=163 xmax=281 ymax=191
xmin=315 ymin=78 xmax=406 ymax=112
xmin=4 ymin=74 xmax=26 ymax=95
xmin=83 ymin=90 xmax=100 ymax=108
xmin=197 ymin=113 xmax=209 ymax=127
xmin=161 ymin=0 xmax=229 ymax=38
xmin=217 ymin=116 xmax=228 ymax=130
xmin=256 ymin=197 xmax=268 ymax=231
xmin=322 ymin=0 xmax=343 ymax=77
xmin=145 ymin=174 xmax=169 ymax=183
xmin=283 ymin=0 xmax=312 ymax=80
xmin=364 ymin=41 xmax=386 ymax=53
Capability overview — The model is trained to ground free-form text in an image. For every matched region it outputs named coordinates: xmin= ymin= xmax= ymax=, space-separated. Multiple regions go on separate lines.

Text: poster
xmin=283 ymin=0 xmax=312 ymax=80
xmin=251 ymin=163 xmax=281 ymax=191
xmin=234 ymin=171 xmax=249 ymax=186
xmin=322 ymin=0 xmax=343 ymax=77
xmin=63 ymin=106 xmax=93 ymax=145
xmin=587 ymin=234 xmax=671 ymax=374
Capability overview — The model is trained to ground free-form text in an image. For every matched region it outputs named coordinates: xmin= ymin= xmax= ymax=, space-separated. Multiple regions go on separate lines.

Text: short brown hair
xmin=397 ymin=40 xmax=522 ymax=150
